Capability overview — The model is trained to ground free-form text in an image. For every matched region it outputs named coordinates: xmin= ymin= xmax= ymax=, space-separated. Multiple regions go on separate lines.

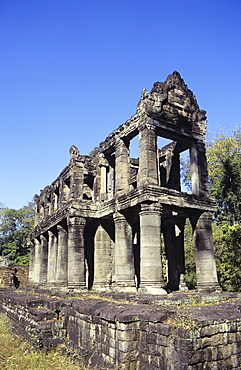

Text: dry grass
xmin=0 ymin=313 xmax=88 ymax=370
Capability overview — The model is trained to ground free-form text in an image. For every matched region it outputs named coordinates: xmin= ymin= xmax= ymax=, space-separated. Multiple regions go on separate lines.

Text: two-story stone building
xmin=29 ymin=72 xmax=220 ymax=294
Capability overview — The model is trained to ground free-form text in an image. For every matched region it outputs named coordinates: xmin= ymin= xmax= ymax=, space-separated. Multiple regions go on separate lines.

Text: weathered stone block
xmin=29 ymin=307 xmax=56 ymax=321
xmin=147 ymin=332 xmax=158 ymax=344
xmin=148 ymin=322 xmax=171 ymax=335
xmin=117 ymin=328 xmax=138 ymax=341
xmin=108 ymin=345 xmax=116 ymax=359
xmin=147 ymin=343 xmax=160 ymax=356
xmin=118 ymin=349 xmax=139 ymax=363
xmin=118 ymin=339 xmax=138 ymax=352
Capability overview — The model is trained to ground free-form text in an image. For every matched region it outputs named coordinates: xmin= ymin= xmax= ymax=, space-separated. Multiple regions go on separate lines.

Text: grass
xmin=0 ymin=313 xmax=89 ymax=370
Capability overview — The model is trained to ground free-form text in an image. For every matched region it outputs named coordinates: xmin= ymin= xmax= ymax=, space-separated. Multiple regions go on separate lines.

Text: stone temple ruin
xmin=29 ymin=71 xmax=220 ymax=294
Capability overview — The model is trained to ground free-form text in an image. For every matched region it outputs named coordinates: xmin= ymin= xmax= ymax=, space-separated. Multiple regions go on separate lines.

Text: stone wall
xmin=0 ymin=265 xmax=29 ymax=288
xmin=0 ymin=289 xmax=241 ymax=369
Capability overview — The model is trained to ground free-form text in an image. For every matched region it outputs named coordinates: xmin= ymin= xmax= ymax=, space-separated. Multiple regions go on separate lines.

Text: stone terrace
xmin=1 ymin=289 xmax=241 ymax=369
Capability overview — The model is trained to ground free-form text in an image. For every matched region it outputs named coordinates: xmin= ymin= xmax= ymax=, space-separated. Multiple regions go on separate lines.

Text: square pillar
xmin=28 ymin=241 xmax=35 ymax=283
xmin=138 ymin=123 xmax=159 ymax=187
xmin=189 ymin=141 xmax=209 ymax=197
xmin=115 ymin=138 xmax=130 ymax=195
xmin=31 ymin=238 xmax=41 ymax=283
xmin=69 ymin=160 xmax=84 ymax=201
xmin=39 ymin=234 xmax=48 ymax=284
xmin=191 ymin=212 xmax=221 ymax=292
xmin=113 ymin=212 xmax=135 ymax=291
xmin=67 ymin=216 xmax=86 ymax=289
xmin=139 ymin=203 xmax=166 ymax=294
xmin=56 ymin=224 xmax=68 ymax=285
xmin=47 ymin=229 xmax=57 ymax=284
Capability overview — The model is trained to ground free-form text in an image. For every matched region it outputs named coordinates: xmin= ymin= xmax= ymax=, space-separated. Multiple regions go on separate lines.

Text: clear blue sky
xmin=1 ymin=0 xmax=241 ymax=209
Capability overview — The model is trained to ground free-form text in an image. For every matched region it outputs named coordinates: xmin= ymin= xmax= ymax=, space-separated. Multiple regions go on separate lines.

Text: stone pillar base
xmin=138 ymin=286 xmax=167 ymax=295
xmin=68 ymin=282 xmax=87 ymax=289
xmin=92 ymin=283 xmax=111 ymax=291
xmin=197 ymin=282 xmax=222 ymax=293
xmin=114 ymin=286 xmax=137 ymax=294
xmin=52 ymin=282 xmax=68 ymax=287
xmin=67 ymin=285 xmax=87 ymax=292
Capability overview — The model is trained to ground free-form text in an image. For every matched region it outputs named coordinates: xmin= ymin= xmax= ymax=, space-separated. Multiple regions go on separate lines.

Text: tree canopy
xmin=206 ymin=127 xmax=241 ymax=224
xmin=0 ymin=203 xmax=35 ymax=265
xmin=181 ymin=126 xmax=241 ymax=292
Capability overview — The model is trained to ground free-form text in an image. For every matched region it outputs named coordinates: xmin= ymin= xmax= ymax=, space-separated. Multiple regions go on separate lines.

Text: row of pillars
xmin=30 ymin=205 xmax=220 ymax=292
xmin=113 ymin=203 xmax=164 ymax=291
xmin=29 ymin=217 xmax=86 ymax=288
xmin=30 ymin=203 xmax=165 ymax=291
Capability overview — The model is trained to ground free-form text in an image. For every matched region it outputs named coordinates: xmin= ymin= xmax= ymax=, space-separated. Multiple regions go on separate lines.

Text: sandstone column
xmin=56 ymin=224 xmax=68 ymax=285
xmin=115 ymin=138 xmax=130 ymax=195
xmin=113 ymin=212 xmax=135 ymax=291
xmin=59 ymin=181 xmax=68 ymax=206
xmin=138 ymin=123 xmax=159 ymax=186
xmin=69 ymin=159 xmax=84 ymax=201
xmin=192 ymin=212 xmax=221 ymax=292
xmin=93 ymin=223 xmax=113 ymax=289
xmin=28 ymin=242 xmax=35 ymax=283
xmin=47 ymin=229 xmax=57 ymax=284
xmin=32 ymin=238 xmax=41 ymax=283
xmin=99 ymin=153 xmax=108 ymax=195
xmin=29 ymin=252 xmax=35 ymax=282
xmin=39 ymin=234 xmax=48 ymax=284
xmin=67 ymin=216 xmax=86 ymax=289
xmin=107 ymin=155 xmax=115 ymax=198
xmin=196 ymin=141 xmax=209 ymax=198
xmin=190 ymin=141 xmax=209 ymax=197
xmin=189 ymin=142 xmax=199 ymax=196
xmin=139 ymin=203 xmax=166 ymax=294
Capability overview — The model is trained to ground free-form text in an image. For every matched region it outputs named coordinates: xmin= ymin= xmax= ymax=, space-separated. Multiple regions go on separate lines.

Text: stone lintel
xmin=154 ymin=120 xmax=203 ymax=143
xmin=32 ymin=186 xmax=216 ymax=240
xmin=96 ymin=199 xmax=116 ymax=218
xmin=99 ymin=115 xmax=140 ymax=153
xmin=115 ymin=186 xmax=216 ymax=213
xmin=31 ymin=205 xmax=69 ymax=237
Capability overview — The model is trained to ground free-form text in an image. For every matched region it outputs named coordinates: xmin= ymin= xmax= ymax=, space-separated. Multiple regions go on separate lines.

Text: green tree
xmin=181 ymin=126 xmax=241 ymax=291
xmin=0 ymin=203 xmax=35 ymax=265
xmin=206 ymin=127 xmax=241 ymax=291
xmin=213 ymin=223 xmax=241 ymax=291
xmin=206 ymin=126 xmax=241 ymax=224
